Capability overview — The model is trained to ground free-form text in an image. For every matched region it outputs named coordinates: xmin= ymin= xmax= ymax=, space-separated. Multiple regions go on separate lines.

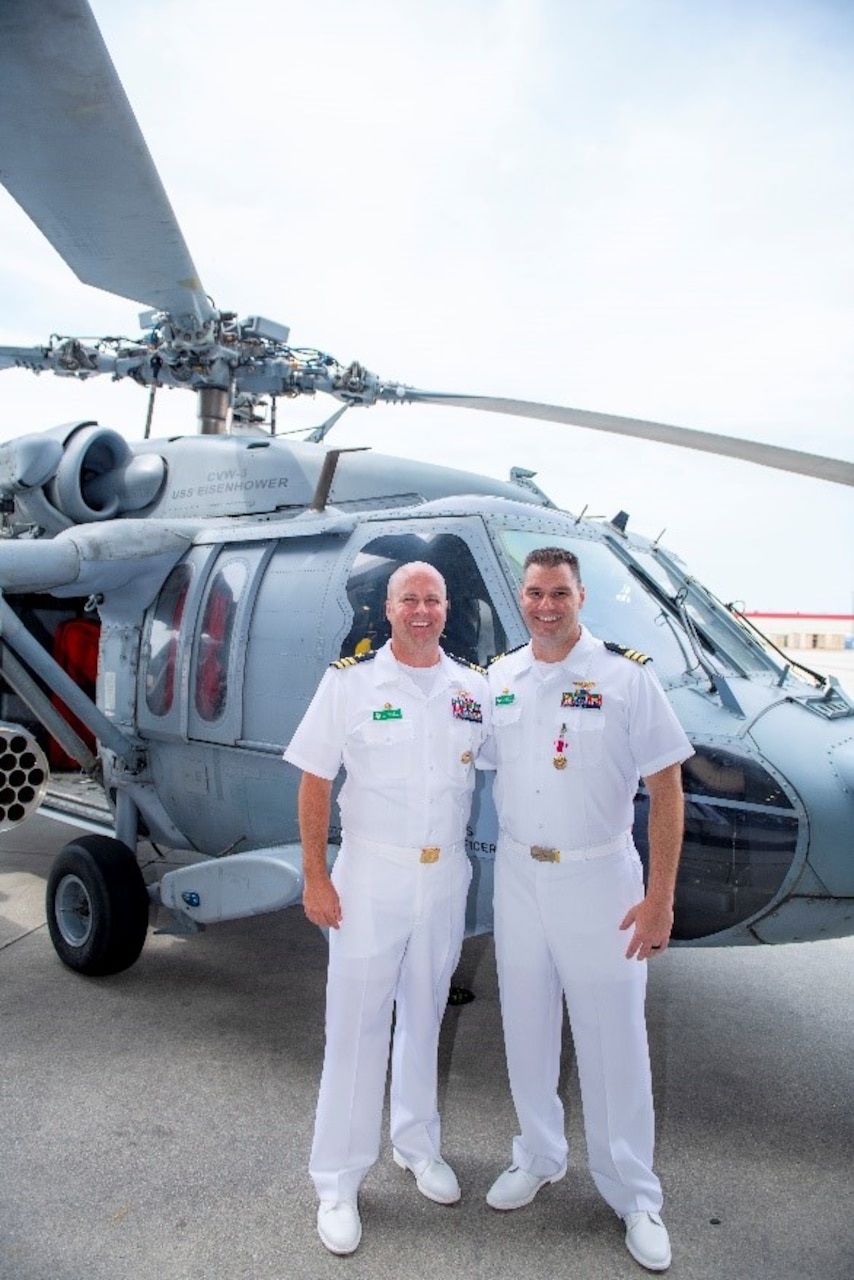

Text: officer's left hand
xmin=619 ymin=897 xmax=673 ymax=960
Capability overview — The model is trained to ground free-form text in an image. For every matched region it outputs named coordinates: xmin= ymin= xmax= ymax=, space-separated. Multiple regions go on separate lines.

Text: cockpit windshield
xmin=614 ymin=543 xmax=789 ymax=677
xmin=494 ymin=526 xmax=791 ymax=684
xmin=496 ymin=529 xmax=697 ymax=682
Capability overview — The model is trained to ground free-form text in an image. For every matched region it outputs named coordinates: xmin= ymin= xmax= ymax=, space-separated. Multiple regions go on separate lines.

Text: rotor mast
xmin=197 ymin=387 xmax=232 ymax=436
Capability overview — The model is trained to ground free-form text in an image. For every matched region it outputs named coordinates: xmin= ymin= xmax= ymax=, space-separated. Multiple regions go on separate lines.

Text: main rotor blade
xmin=403 ymin=392 xmax=854 ymax=487
xmin=0 ymin=347 xmax=51 ymax=373
xmin=0 ymin=0 xmax=214 ymax=332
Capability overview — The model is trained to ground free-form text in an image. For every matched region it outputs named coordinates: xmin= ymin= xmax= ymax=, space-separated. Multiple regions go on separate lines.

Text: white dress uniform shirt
xmin=285 ymin=639 xmax=488 ymax=850
xmin=284 ymin=640 xmax=489 ymax=1203
xmin=487 ymin=626 xmax=693 ymax=849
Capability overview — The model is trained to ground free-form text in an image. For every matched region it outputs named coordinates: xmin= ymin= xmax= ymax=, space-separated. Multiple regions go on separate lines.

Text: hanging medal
xmin=553 ymin=722 xmax=568 ymax=770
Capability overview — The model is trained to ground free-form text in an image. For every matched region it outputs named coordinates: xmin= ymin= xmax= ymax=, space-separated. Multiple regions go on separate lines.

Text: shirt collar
xmin=516 ymin=625 xmax=598 ymax=680
xmin=373 ymin=639 xmax=457 ymax=688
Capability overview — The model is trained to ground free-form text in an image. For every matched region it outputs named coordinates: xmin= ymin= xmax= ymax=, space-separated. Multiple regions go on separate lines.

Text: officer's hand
xmin=619 ymin=897 xmax=673 ymax=960
xmin=303 ymin=876 xmax=343 ymax=929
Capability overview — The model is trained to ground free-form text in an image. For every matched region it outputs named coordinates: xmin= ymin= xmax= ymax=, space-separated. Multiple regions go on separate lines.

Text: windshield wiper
xmin=727 ymin=606 xmax=827 ymax=690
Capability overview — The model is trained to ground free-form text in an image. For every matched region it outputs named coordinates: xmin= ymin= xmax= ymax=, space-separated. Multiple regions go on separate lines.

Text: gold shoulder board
xmin=447 ymin=653 xmax=487 ymax=676
xmin=330 ymin=651 xmax=378 ymax=670
xmin=604 ymin=642 xmax=651 ymax=665
xmin=488 ymin=643 xmax=527 ymax=666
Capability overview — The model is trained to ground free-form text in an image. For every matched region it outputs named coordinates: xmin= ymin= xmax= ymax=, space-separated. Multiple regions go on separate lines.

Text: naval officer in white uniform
xmin=482 ymin=545 xmax=693 ymax=1273
xmin=284 ymin=561 xmax=489 ymax=1255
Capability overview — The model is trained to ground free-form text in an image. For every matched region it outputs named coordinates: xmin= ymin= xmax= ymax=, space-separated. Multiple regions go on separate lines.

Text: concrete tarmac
xmin=1 ymin=816 xmax=852 ymax=1280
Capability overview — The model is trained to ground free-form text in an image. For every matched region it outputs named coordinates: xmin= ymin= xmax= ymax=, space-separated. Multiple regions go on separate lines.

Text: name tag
xmin=373 ymin=708 xmax=402 ymax=721
xmin=495 ymin=693 xmax=515 ymax=706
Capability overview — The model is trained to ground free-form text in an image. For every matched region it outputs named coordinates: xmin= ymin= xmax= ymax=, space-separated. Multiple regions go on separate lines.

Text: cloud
xmin=1 ymin=0 xmax=851 ymax=614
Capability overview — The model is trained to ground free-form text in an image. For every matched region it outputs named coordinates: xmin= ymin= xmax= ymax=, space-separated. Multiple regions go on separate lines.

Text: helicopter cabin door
xmin=138 ymin=543 xmax=270 ymax=747
xmin=184 ymin=546 xmax=270 ymax=745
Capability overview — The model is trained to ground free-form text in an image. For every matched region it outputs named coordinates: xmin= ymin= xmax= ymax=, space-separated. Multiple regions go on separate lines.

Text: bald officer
xmin=483 ymin=546 xmax=693 ymax=1273
xmin=284 ymin=562 xmax=489 ymax=1255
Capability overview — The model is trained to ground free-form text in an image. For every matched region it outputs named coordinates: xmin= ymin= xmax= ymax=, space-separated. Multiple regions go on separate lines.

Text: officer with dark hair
xmin=483 ymin=546 xmax=693 ymax=1273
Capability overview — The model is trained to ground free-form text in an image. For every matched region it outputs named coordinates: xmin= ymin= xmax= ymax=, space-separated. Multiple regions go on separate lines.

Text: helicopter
xmin=0 ymin=0 xmax=852 ymax=978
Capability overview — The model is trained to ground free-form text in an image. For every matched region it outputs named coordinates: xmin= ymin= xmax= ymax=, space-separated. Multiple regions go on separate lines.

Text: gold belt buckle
xmin=420 ymin=846 xmax=441 ymax=864
xmin=530 ymin=845 xmax=560 ymax=863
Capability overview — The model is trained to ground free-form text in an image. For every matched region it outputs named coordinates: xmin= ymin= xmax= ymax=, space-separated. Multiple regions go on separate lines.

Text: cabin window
xmin=145 ymin=564 xmax=193 ymax=717
xmin=195 ymin=560 xmax=247 ymax=722
xmin=341 ymin=532 xmax=506 ymax=669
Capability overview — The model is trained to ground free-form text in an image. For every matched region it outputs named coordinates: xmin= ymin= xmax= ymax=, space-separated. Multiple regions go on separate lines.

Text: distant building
xmin=745 ymin=613 xmax=854 ymax=651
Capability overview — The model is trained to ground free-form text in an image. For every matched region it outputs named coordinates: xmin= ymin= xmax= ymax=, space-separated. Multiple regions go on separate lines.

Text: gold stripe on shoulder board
xmin=330 ymin=651 xmax=378 ymax=670
xmin=489 ymin=642 xmax=527 ymax=666
xmin=604 ymin=641 xmax=651 ymax=665
xmin=447 ymin=653 xmax=487 ymax=676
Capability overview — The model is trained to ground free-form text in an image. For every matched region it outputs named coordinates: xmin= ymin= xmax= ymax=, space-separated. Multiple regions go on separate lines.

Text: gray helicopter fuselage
xmin=1 ymin=1 xmax=851 ymax=976
xmin=1 ymin=427 xmax=851 ymax=950
xmin=40 ymin=435 xmax=845 ymax=949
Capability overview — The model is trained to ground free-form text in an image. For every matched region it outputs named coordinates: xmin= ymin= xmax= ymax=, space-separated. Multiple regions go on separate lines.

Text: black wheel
xmin=45 ymin=834 xmax=150 ymax=976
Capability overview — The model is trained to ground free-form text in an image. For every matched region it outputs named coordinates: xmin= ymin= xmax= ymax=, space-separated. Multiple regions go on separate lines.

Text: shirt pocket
xmin=353 ymin=715 xmax=416 ymax=779
xmin=438 ymin=716 xmax=482 ymax=780
xmin=492 ymin=700 xmax=523 ymax=762
xmin=560 ymin=707 xmax=605 ymax=769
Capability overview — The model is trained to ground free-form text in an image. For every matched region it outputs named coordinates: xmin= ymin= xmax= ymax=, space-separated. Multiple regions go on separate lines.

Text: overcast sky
xmin=1 ymin=0 xmax=851 ymax=614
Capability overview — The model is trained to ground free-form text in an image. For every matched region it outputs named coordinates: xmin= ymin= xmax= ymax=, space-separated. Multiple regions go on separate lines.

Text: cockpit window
xmin=145 ymin=563 xmax=192 ymax=717
xmin=624 ymin=546 xmax=786 ymax=676
xmin=496 ymin=529 xmax=694 ymax=681
xmin=341 ymin=532 xmax=506 ymax=668
xmin=195 ymin=560 xmax=247 ymax=722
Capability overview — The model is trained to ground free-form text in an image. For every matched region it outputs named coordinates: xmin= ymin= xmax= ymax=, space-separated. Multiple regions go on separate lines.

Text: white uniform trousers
xmin=494 ymin=832 xmax=663 ymax=1216
xmin=310 ymin=835 xmax=471 ymax=1202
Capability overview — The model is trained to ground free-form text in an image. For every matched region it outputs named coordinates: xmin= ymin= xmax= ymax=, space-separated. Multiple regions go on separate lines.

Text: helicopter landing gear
xmin=46 ymin=834 xmax=150 ymax=976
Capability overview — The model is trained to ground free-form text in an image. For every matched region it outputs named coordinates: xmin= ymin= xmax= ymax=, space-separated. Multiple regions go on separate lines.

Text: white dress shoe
xmin=317 ymin=1200 xmax=361 ymax=1254
xmin=623 ymin=1211 xmax=672 ymax=1271
xmin=392 ymin=1149 xmax=461 ymax=1204
xmin=486 ymin=1163 xmax=566 ymax=1210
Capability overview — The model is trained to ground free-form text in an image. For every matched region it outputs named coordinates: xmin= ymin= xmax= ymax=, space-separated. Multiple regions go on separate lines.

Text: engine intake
xmin=46 ymin=425 xmax=165 ymax=523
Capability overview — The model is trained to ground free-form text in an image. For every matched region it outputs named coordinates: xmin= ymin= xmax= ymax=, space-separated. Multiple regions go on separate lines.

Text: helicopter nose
xmin=744 ymin=706 xmax=854 ymax=940
xmin=830 ymin=738 xmax=854 ymax=794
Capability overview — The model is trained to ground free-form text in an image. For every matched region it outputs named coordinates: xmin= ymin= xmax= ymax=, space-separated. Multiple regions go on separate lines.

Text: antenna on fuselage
xmin=310 ymin=447 xmax=369 ymax=512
